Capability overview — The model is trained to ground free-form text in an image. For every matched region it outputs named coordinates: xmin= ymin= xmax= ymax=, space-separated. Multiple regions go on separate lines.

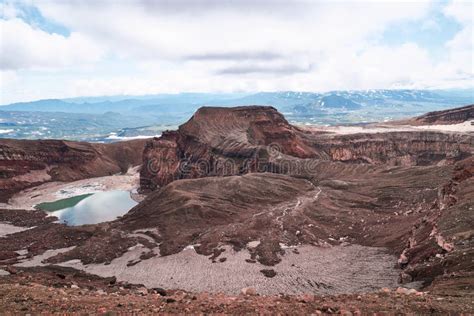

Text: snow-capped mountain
xmin=1 ymin=89 xmax=472 ymax=140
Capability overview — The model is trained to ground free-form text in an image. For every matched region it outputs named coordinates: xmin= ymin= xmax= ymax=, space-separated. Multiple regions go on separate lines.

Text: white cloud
xmin=0 ymin=1 xmax=20 ymax=19
xmin=439 ymin=0 xmax=473 ymax=87
xmin=0 ymin=18 xmax=104 ymax=70
xmin=33 ymin=0 xmax=432 ymax=62
xmin=443 ymin=0 xmax=473 ymax=24
xmin=0 ymin=0 xmax=472 ymax=102
xmin=443 ymin=0 xmax=473 ymax=51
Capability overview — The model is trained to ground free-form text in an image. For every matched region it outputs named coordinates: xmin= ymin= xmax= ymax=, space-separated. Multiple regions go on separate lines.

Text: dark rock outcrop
xmin=139 ymin=106 xmax=319 ymax=192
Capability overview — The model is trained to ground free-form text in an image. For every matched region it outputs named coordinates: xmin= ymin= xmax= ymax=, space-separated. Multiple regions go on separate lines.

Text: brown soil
xmin=0 ymin=271 xmax=472 ymax=314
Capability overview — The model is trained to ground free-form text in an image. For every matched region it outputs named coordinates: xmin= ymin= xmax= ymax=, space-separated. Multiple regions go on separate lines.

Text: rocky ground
xmin=48 ymin=244 xmax=401 ymax=295
xmin=0 ymin=266 xmax=473 ymax=314
xmin=0 ymin=105 xmax=473 ymax=313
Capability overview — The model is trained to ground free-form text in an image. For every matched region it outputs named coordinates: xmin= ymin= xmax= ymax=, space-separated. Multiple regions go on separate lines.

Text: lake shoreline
xmin=0 ymin=166 xmax=143 ymax=211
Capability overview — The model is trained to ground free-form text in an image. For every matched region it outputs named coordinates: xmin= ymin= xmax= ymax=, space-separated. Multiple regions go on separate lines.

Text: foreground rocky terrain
xmin=0 ymin=104 xmax=472 ymax=313
xmin=1 ymin=270 xmax=473 ymax=314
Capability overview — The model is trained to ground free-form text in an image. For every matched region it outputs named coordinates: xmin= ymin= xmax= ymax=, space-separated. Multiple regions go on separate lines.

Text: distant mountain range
xmin=3 ymin=89 xmax=473 ymax=115
xmin=1 ymin=89 xmax=472 ymax=141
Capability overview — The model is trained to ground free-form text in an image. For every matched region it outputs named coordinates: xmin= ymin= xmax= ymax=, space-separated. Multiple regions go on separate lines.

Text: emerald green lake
xmin=40 ymin=191 xmax=137 ymax=226
xmin=36 ymin=194 xmax=93 ymax=212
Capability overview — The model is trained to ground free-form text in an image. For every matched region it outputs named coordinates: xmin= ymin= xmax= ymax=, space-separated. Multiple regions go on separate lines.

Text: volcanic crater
xmin=0 ymin=105 xmax=473 ymax=302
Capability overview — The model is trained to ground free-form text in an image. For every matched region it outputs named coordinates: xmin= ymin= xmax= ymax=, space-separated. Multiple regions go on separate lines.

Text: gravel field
xmin=50 ymin=243 xmax=401 ymax=295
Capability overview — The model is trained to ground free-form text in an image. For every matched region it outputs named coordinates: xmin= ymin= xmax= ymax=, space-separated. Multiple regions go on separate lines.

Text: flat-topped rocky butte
xmin=0 ymin=104 xmax=473 ymax=313
xmin=140 ymin=105 xmax=472 ymax=191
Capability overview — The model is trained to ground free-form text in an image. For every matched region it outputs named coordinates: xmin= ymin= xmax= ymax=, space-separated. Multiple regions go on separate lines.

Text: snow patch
xmin=412 ymin=120 xmax=473 ymax=133
xmin=106 ymin=133 xmax=161 ymax=141
xmin=55 ymin=183 xmax=105 ymax=199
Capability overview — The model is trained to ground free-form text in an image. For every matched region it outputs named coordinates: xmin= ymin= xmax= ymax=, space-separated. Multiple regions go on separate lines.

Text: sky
xmin=0 ymin=0 xmax=472 ymax=104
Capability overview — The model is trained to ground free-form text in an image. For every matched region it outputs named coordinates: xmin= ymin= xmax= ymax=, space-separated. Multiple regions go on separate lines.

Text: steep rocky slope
xmin=398 ymin=156 xmax=474 ymax=287
xmin=140 ymin=106 xmax=472 ymax=191
xmin=314 ymin=131 xmax=471 ymax=165
xmin=139 ymin=106 xmax=319 ymax=192
xmin=0 ymin=139 xmax=146 ymax=202
xmin=412 ymin=104 xmax=473 ymax=125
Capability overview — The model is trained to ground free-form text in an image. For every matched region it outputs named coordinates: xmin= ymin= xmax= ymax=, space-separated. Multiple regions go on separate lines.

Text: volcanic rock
xmin=124 ymin=105 xmax=474 ymax=294
xmin=0 ymin=138 xmax=146 ymax=202
xmin=140 ymin=106 xmax=472 ymax=192
xmin=241 ymin=287 xmax=257 ymax=296
xmin=260 ymin=269 xmax=277 ymax=278
xmin=413 ymin=104 xmax=473 ymax=125
xmin=139 ymin=106 xmax=319 ymax=192
xmin=0 ymin=104 xmax=472 ymax=308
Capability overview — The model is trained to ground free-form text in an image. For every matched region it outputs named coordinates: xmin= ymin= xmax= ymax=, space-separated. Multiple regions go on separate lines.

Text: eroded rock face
xmin=139 ymin=131 xmax=181 ymax=192
xmin=317 ymin=132 xmax=472 ymax=165
xmin=140 ymin=106 xmax=472 ymax=192
xmin=0 ymin=139 xmax=146 ymax=202
xmin=139 ymin=106 xmax=320 ymax=192
xmin=413 ymin=104 xmax=473 ymax=125
xmin=399 ymin=156 xmax=474 ymax=281
xmin=126 ymin=160 xmax=454 ymax=266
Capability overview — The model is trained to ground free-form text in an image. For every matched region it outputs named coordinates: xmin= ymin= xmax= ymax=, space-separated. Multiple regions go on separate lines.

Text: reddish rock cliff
xmin=0 ymin=139 xmax=146 ymax=202
xmin=139 ymin=106 xmax=319 ymax=192
xmin=413 ymin=104 xmax=473 ymax=125
xmin=140 ymin=106 xmax=473 ymax=192
xmin=316 ymin=132 xmax=472 ymax=165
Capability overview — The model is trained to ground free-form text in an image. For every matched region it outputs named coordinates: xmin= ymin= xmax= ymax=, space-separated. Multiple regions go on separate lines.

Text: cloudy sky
xmin=0 ymin=0 xmax=472 ymax=104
